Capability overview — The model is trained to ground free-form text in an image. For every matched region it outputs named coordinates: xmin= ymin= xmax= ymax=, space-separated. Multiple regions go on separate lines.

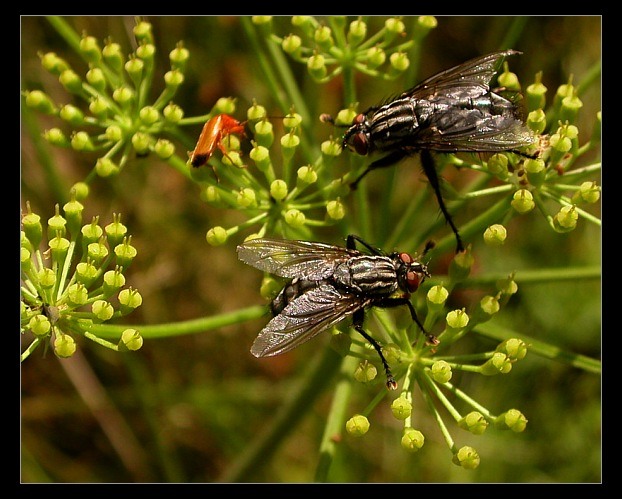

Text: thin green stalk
xmin=314 ymin=354 xmax=358 ymax=482
xmin=474 ymin=321 xmax=601 ymax=374
xmin=89 ymin=305 xmax=266 ymax=339
xmin=46 ymin=16 xmax=81 ymax=53
xmin=461 ymin=265 xmax=600 ymax=287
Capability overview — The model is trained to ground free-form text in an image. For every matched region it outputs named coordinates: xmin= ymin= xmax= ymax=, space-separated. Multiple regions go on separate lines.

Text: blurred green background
xmin=20 ymin=16 xmax=601 ymax=483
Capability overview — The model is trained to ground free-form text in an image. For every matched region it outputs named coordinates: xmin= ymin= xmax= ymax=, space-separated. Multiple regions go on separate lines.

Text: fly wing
xmin=237 ymin=238 xmax=356 ymax=280
xmin=251 ymin=283 xmax=367 ymax=357
xmin=402 ymin=50 xmax=519 ymax=98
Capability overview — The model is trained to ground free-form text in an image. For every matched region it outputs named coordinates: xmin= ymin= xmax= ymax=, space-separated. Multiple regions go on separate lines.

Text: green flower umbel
xmin=20 ymin=199 xmax=143 ymax=361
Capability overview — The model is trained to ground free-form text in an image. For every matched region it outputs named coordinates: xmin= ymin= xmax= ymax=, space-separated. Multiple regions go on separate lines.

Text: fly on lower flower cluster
xmin=325 ymin=50 xmax=537 ymax=253
xmin=237 ymin=235 xmax=436 ymax=389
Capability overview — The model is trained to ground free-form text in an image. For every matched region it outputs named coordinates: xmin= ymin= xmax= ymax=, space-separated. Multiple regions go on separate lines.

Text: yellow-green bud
xmin=353 ymin=360 xmax=378 ymax=384
xmin=114 ymin=238 xmax=137 ymax=269
xmin=236 ymin=188 xmax=257 ymax=208
xmin=347 ymin=19 xmax=367 ymax=46
xmin=314 ymin=26 xmax=334 ymax=51
xmin=401 ymin=428 xmax=425 ymax=453
xmin=524 ymin=158 xmax=546 ymax=187
xmin=154 ymin=138 xmax=175 ymax=160
xmin=163 ymin=103 xmax=184 ymax=123
xmin=494 ymin=409 xmax=528 ymax=432
xmin=79 ymin=35 xmax=102 ymax=64
xmin=206 ymin=226 xmax=228 ymax=246
xmin=71 ymin=131 xmax=94 ymax=151
xmin=118 ymin=288 xmax=143 ymax=314
xmin=164 ymin=69 xmax=184 ymax=89
xmin=366 ymin=46 xmax=386 ymax=69
xmin=481 ymin=352 xmax=512 ymax=375
xmin=452 ymin=446 xmax=480 ymax=469
xmin=120 ymin=328 xmax=143 ymax=351
xmin=553 ymin=205 xmax=578 ymax=232
xmin=102 ymin=269 xmax=125 ymax=298
xmin=483 ymin=224 xmax=507 ymax=246
xmin=54 ymin=333 xmax=77 ymax=358
xmin=24 ymin=90 xmax=56 ymax=114
xmin=487 ymin=153 xmax=509 ymax=178
xmin=87 ymin=242 xmax=108 ymax=266
xmin=284 ymin=209 xmax=306 ymax=227
xmin=270 ymin=180 xmax=288 ymax=201
xmin=67 ymin=283 xmax=89 ymax=307
xmin=458 ymin=411 xmax=489 ymax=435
xmin=95 ymin=157 xmax=120 ymax=177
xmin=59 ymin=69 xmax=83 ymax=94
xmin=92 ymin=300 xmax=114 ymax=322
xmin=297 ymin=165 xmax=318 ymax=185
xmin=426 ymin=284 xmax=448 ymax=311
xmin=326 ymin=199 xmax=345 ymax=220
xmin=29 ymin=314 xmax=51 ymax=337
xmin=346 ymin=414 xmax=370 ymax=437
xmin=446 ymin=308 xmax=469 ymax=330
xmin=131 ymin=132 xmax=151 ymax=155
xmin=282 ymin=34 xmax=302 ymax=56
xmin=38 ymin=267 xmax=56 ymax=289
xmin=390 ymin=395 xmax=412 ymax=420
xmin=105 ymin=124 xmax=123 ymax=142
xmin=527 ymin=109 xmax=547 ymax=135
xmin=497 ymin=338 xmax=528 ymax=361
xmin=76 ymin=261 xmax=99 ymax=287
xmin=321 ymin=139 xmax=342 ymax=157
xmin=430 ymin=360 xmax=452 ymax=383
xmin=307 ymin=53 xmax=327 ymax=81
xmin=573 ymin=181 xmax=600 ymax=204
xmin=44 ymin=128 xmax=70 ymax=147
xmin=139 ymin=106 xmax=160 ymax=126
xmin=511 ymin=189 xmax=535 ymax=214
xmin=526 ymin=72 xmax=547 ymax=111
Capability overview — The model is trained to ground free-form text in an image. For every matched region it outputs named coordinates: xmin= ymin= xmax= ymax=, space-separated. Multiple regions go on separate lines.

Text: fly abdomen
xmin=368 ymin=98 xmax=419 ymax=152
xmin=332 ymin=256 xmax=399 ymax=296
xmin=270 ymin=278 xmax=319 ymax=316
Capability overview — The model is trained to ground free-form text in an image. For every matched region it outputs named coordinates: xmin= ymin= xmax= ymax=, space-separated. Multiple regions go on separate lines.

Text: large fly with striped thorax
xmin=336 ymin=50 xmax=537 ymax=253
xmin=237 ymin=235 xmax=436 ymax=389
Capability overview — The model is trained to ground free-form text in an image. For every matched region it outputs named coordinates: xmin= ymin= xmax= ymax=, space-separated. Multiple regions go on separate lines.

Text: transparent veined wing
xmin=251 ymin=283 xmax=369 ymax=357
xmin=237 ymin=238 xmax=356 ymax=280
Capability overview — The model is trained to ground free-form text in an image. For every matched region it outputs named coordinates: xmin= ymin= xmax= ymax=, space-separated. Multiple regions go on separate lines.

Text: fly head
xmin=343 ymin=113 xmax=372 ymax=155
xmin=394 ymin=252 xmax=430 ymax=294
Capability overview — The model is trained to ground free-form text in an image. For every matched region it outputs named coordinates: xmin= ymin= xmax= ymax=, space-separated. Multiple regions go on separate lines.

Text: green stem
xmin=46 ymin=16 xmax=81 ymax=53
xmin=460 ymin=265 xmax=600 ymax=287
xmin=89 ymin=305 xmax=266 ymax=339
xmin=474 ymin=321 xmax=601 ymax=374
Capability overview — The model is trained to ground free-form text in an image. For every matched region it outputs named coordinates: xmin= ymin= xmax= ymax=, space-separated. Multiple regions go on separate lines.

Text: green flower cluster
xmin=22 ymin=19 xmax=189 ymax=180
xmin=343 ymin=249 xmax=529 ymax=468
xmin=257 ymin=15 xmax=437 ymax=84
xmin=20 ymin=197 xmax=142 ymax=361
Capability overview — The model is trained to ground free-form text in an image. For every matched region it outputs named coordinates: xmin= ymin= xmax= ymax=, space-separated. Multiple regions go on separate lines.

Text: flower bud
xmin=283 ymin=112 xmax=302 ymax=131
xmin=365 ymin=46 xmax=386 ymax=69
xmin=526 ymin=71 xmax=547 ymax=111
xmin=426 ymin=284 xmax=448 ymax=311
xmin=49 ymin=234 xmax=70 ymax=263
xmin=112 ymin=86 xmax=135 ymax=108
xmin=89 ymin=97 xmax=109 ymax=119
xmin=139 ymin=106 xmax=160 ymax=126
xmin=346 ymin=414 xmax=370 ymax=437
xmin=498 ymin=66 xmax=520 ymax=92
xmin=114 ymin=238 xmax=137 ymax=269
xmin=102 ymin=42 xmax=124 ymax=72
xmin=284 ymin=209 xmax=306 ymax=228
xmin=120 ymin=328 xmax=143 ymax=351
xmin=71 ymin=131 xmax=95 ymax=151
xmin=164 ymin=69 xmax=184 ymax=90
xmin=87 ymin=242 xmax=108 ymax=266
xmin=95 ymin=157 xmax=120 ymax=177
xmin=384 ymin=18 xmax=405 ymax=43
xmin=102 ymin=268 xmax=125 ymax=298
xmin=105 ymin=216 xmax=128 ymax=248
xmin=481 ymin=352 xmax=512 ymax=375
xmin=486 ymin=153 xmax=509 ymax=179
xmin=483 ymin=224 xmax=507 ymax=246
xmin=401 ymin=428 xmax=425 ymax=453
xmin=22 ymin=210 xmax=43 ymax=249
xmin=347 ymin=19 xmax=367 ymax=46
xmin=297 ymin=165 xmax=318 ymax=185
xmin=354 ymin=360 xmax=378 ymax=384
xmin=448 ymin=249 xmax=473 ymax=281
xmin=320 ymin=139 xmax=342 ymax=157
xmin=494 ymin=409 xmax=528 ymax=432
xmin=206 ymin=226 xmax=228 ymax=246
xmin=527 ymin=109 xmax=547 ymax=135
xmin=282 ymin=34 xmax=302 ymax=57
xmin=250 ymin=145 xmax=271 ymax=172
xmin=390 ymin=395 xmax=412 ymax=420
xmin=38 ymin=268 xmax=56 ymax=289
xmin=524 ymin=158 xmax=546 ymax=187
xmin=81 ymin=218 xmax=103 ymax=246
xmin=253 ymin=120 xmax=274 ymax=148
xmin=79 ymin=35 xmax=102 ymax=64
xmin=76 ymin=261 xmax=99 ymax=287
xmin=326 ymin=199 xmax=345 ymax=220
xmin=54 ymin=332 xmax=77 ymax=358
xmin=270 ymin=180 xmax=288 ymax=201
xmin=496 ymin=275 xmax=518 ymax=296
xmin=44 ymin=128 xmax=70 ymax=147
xmin=247 ymin=102 xmax=267 ymax=122
xmin=497 ymin=338 xmax=528 ymax=361
xmin=47 ymin=207 xmax=67 ymax=239
xmin=24 ymin=90 xmax=57 ymax=114
xmin=511 ymin=189 xmax=535 ymax=214
xmin=92 ymin=299 xmax=114 ymax=322
xmin=39 ymin=52 xmax=69 ymax=75
xmin=63 ymin=198 xmax=84 ymax=236
xmin=163 ymin=103 xmax=184 ymax=123
xmin=560 ymin=94 xmax=583 ymax=124
xmin=105 ymin=124 xmax=124 ymax=142
xmin=446 ymin=308 xmax=469 ymax=330
xmin=118 ymin=288 xmax=143 ymax=314
xmin=29 ymin=314 xmax=51 ymax=337
xmin=452 ymin=446 xmax=480 ymax=469
xmin=572 ymin=181 xmax=600 ymax=204
xmin=314 ymin=26 xmax=334 ymax=51
xmin=67 ymin=283 xmax=89 ymax=307
xmin=131 ymin=132 xmax=152 ymax=155
xmin=458 ymin=411 xmax=489 ymax=435
xmin=307 ymin=53 xmax=327 ymax=81
xmin=154 ymin=138 xmax=175 ymax=160
xmin=133 ymin=20 xmax=153 ymax=44
xmin=430 ymin=360 xmax=452 ymax=383
xmin=389 ymin=52 xmax=409 ymax=76
xmin=236 ymin=188 xmax=257 ymax=208
xmin=478 ymin=295 xmax=500 ymax=320
xmin=59 ymin=69 xmax=83 ymax=94
xmin=553 ymin=205 xmax=578 ymax=232
xmin=169 ymin=42 xmax=190 ymax=71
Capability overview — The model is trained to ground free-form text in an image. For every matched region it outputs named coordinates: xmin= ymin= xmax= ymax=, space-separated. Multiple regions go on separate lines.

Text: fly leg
xmin=350 ymin=150 xmax=409 ymax=190
xmin=352 ymin=309 xmax=397 ymax=390
xmin=374 ymin=296 xmax=438 ymax=346
xmin=420 ymin=149 xmax=465 ymax=253
xmin=346 ymin=234 xmax=383 ymax=255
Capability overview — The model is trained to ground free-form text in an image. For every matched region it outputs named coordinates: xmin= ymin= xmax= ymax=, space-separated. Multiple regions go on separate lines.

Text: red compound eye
xmin=405 ymin=270 xmax=421 ymax=292
xmin=351 ymin=132 xmax=368 ymax=155
xmin=399 ymin=252 xmax=414 ymax=264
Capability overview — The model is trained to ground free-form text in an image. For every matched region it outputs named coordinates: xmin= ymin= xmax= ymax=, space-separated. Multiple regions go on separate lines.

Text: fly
xmin=189 ymin=113 xmax=247 ymax=178
xmin=335 ymin=50 xmax=537 ymax=253
xmin=237 ymin=234 xmax=436 ymax=390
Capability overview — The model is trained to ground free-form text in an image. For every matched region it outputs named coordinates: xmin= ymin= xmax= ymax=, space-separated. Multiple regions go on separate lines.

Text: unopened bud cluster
xmin=24 ymin=20 xmax=191 ymax=180
xmin=261 ymin=16 xmax=437 ymax=83
xmin=20 ymin=200 xmax=143 ymax=360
